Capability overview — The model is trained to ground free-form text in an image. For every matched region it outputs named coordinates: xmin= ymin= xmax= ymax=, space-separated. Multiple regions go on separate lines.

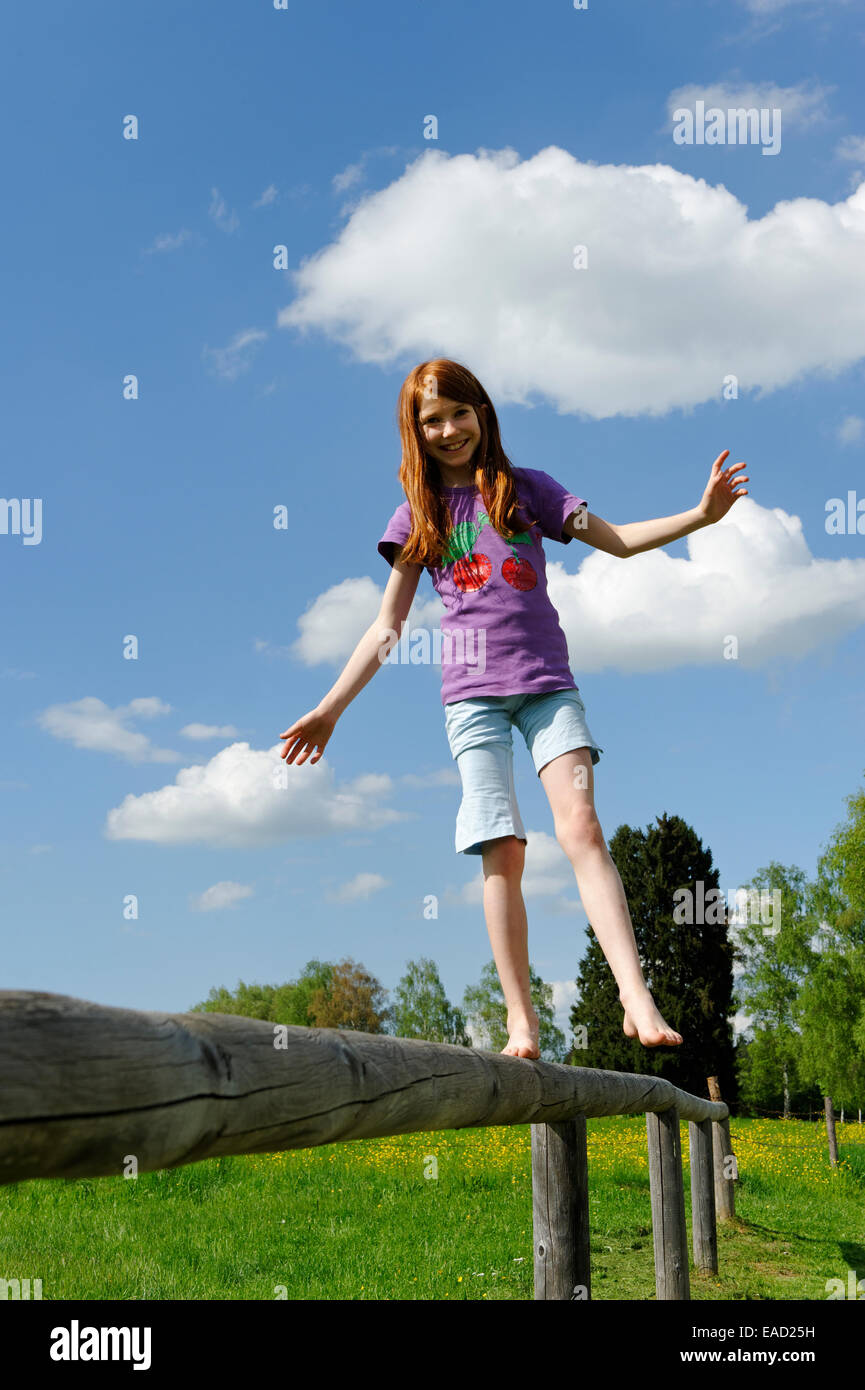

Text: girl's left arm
xmin=564 ymin=450 xmax=749 ymax=558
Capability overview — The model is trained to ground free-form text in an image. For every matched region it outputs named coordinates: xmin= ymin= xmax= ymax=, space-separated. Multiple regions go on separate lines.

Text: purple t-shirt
xmin=377 ymin=467 xmax=587 ymax=705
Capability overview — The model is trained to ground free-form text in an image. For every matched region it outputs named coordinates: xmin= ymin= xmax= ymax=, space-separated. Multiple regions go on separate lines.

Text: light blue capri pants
xmin=443 ymin=687 xmax=603 ymax=856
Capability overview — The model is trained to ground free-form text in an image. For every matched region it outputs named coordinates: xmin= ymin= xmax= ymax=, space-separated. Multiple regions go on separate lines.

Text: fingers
xmin=280 ymin=730 xmax=306 ymax=762
xmin=280 ymin=734 xmax=324 ymax=764
xmin=279 ymin=715 xmax=330 ymax=766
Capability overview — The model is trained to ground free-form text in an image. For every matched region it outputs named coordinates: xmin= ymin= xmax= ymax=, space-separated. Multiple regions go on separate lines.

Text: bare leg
xmin=480 ymin=835 xmax=540 ymax=1058
xmin=539 ymin=749 xmax=683 ymax=1047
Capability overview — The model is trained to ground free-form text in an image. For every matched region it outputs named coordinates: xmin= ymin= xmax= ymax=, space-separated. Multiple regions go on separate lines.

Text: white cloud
xmin=253 ymin=184 xmax=278 ymax=208
xmin=288 ymin=576 xmax=444 ymax=668
xmin=143 ymin=229 xmax=194 ymax=255
xmin=180 ymin=723 xmax=240 ymax=740
xmin=104 ymin=741 xmax=408 ymax=847
xmin=550 ymin=497 xmax=865 ymax=673
xmin=333 ymin=161 xmax=365 ymax=193
xmin=202 ymin=328 xmax=268 ymax=381
xmin=278 ymin=145 xmax=865 ymax=419
xmin=666 ymin=79 xmax=833 ymax=131
xmin=290 ymin=576 xmax=383 ymax=664
xmin=294 ymin=497 xmax=865 ymax=677
xmin=332 ymin=146 xmax=403 ymax=197
xmin=327 ymin=871 xmax=388 ymax=901
xmin=36 ymin=696 xmax=182 ymax=764
xmin=837 ymin=134 xmax=865 ymax=163
xmin=191 ymin=880 xmax=254 ymax=912
xmin=208 ymin=186 xmax=239 ymax=233
xmin=521 ymin=830 xmax=579 ymax=899
xmin=836 ymin=414 xmax=864 ymax=445
xmin=457 ymin=830 xmax=581 ymax=907
xmin=550 ymin=978 xmax=579 ymax=1040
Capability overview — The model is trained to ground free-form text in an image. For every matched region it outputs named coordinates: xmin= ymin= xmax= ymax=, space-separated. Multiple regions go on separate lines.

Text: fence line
xmin=0 ymin=990 xmax=736 ymax=1300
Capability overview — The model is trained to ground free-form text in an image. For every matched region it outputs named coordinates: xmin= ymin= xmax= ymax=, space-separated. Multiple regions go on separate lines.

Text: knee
xmin=555 ymin=805 xmax=606 ymax=859
xmin=482 ymin=834 xmax=526 ymax=880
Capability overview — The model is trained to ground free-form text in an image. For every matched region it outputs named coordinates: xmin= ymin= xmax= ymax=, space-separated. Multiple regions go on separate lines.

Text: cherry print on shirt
xmin=442 ymin=508 xmax=537 ymax=593
xmin=444 ymin=511 xmax=494 ymax=592
xmin=501 ymin=525 xmax=538 ymax=590
xmin=453 ymin=553 xmax=492 ymax=591
xmin=502 ymin=555 xmax=537 ymax=590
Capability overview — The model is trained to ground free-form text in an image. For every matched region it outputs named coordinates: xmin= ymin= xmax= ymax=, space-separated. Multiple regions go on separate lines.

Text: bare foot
xmin=619 ymin=989 xmax=683 ymax=1047
xmin=502 ymin=1009 xmax=540 ymax=1059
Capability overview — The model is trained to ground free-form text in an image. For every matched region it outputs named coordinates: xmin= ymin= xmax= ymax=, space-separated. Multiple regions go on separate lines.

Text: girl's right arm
xmin=279 ymin=551 xmax=423 ymax=766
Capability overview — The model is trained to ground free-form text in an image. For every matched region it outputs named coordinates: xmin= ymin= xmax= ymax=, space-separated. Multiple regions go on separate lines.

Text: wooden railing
xmin=0 ymin=990 xmax=736 ymax=1300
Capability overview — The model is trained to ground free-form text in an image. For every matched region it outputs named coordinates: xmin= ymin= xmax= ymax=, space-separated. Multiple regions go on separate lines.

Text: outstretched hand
xmin=279 ymin=707 xmax=336 ymax=766
xmin=698 ymin=450 xmax=749 ymax=524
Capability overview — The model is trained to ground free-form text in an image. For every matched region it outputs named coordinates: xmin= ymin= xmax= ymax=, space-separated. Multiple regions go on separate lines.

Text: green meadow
xmin=1 ymin=1115 xmax=862 ymax=1301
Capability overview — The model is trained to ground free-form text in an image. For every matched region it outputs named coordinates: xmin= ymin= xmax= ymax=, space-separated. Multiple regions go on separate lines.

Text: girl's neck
xmin=436 ymin=466 xmax=477 ymax=491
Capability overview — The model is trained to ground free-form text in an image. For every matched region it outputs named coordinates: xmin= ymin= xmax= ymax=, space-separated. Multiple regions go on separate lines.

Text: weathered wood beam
xmin=0 ymin=991 xmax=727 ymax=1186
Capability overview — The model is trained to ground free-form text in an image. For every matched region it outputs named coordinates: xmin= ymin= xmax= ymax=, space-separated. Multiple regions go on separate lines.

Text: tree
xmin=795 ymin=949 xmax=865 ymax=1122
xmin=274 ymin=960 xmax=335 ymax=1026
xmin=388 ymin=957 xmax=472 ymax=1045
xmin=190 ymin=979 xmax=276 ymax=1020
xmin=307 ymin=956 xmax=390 ymax=1033
xmin=794 ymin=775 xmax=865 ymax=1152
xmin=731 ymin=863 xmax=814 ymax=1117
xmin=567 ymin=921 xmax=634 ymax=1070
xmin=569 ymin=813 xmax=737 ymax=1098
xmin=189 ymin=959 xmax=335 ymax=1025
xmin=462 ymin=960 xmax=567 ymax=1061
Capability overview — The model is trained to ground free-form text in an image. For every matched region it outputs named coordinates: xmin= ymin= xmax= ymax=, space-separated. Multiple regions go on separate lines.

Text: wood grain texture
xmin=531 ymin=1117 xmax=591 ymax=1300
xmin=689 ymin=1117 xmax=718 ymax=1273
xmin=712 ymin=1114 xmax=737 ymax=1222
xmin=647 ymin=1107 xmax=690 ymax=1300
xmin=0 ymin=991 xmax=728 ymax=1185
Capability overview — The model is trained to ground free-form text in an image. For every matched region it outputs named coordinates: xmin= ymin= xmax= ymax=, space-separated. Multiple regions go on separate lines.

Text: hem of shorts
xmin=456 ymin=824 xmax=528 ymax=855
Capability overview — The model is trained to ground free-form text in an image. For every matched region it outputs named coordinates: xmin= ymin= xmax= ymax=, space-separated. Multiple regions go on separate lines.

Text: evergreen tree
xmin=388 ymin=957 xmax=471 ymax=1045
xmin=569 ymin=812 xmax=736 ymax=1097
xmin=567 ymin=922 xmax=634 ymax=1070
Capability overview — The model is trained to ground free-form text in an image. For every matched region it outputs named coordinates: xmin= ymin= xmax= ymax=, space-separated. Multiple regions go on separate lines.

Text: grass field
xmin=1 ymin=1116 xmax=863 ymax=1300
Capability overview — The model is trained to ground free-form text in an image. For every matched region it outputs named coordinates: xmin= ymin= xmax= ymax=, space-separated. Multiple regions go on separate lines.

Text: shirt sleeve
xmin=525 ymin=469 xmax=587 ymax=545
xmin=377 ymin=500 xmax=413 ymax=567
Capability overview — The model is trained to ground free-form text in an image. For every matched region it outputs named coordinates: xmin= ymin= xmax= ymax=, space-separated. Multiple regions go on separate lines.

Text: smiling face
xmin=417 ymin=393 xmax=486 ymax=485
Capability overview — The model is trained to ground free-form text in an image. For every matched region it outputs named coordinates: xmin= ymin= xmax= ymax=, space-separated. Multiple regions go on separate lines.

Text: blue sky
xmin=2 ymin=0 xmax=864 ymax=1045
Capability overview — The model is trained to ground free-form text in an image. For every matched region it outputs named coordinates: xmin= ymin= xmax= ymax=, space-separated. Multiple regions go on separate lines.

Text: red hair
xmin=394 ymin=358 xmax=539 ymax=568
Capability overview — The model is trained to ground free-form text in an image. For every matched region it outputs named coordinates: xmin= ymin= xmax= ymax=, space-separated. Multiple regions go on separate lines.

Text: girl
xmin=280 ymin=359 xmax=748 ymax=1060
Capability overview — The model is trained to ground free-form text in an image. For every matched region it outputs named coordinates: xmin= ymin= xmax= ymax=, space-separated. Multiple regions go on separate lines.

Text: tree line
xmin=190 ymin=771 xmax=865 ymax=1126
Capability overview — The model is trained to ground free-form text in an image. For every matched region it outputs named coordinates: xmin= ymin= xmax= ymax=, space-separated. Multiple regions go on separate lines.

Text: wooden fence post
xmin=688 ymin=1117 xmax=717 ymax=1274
xmin=712 ymin=1115 xmax=736 ymax=1222
xmin=646 ymin=1107 xmax=690 ymax=1300
xmin=531 ymin=1117 xmax=591 ymax=1301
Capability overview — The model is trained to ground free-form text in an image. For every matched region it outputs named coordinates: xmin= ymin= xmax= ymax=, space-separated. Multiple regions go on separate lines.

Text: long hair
xmin=394 ymin=359 xmax=539 ymax=568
